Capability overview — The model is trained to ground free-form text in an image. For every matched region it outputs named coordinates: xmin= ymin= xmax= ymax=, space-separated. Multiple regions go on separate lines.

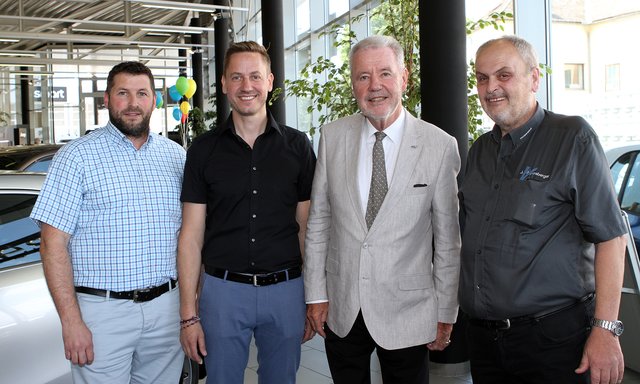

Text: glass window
xmin=621 ymin=152 xmax=640 ymax=213
xmin=564 ymin=64 xmax=584 ymax=90
xmin=329 ymin=0 xmax=349 ymax=19
xmin=551 ymin=1 xmax=640 ymax=144
xmin=605 ymin=63 xmax=620 ymax=92
xmin=0 ymin=193 xmax=41 ymax=270
xmin=296 ymin=0 xmax=311 ymax=37
xmin=23 ymin=157 xmax=53 ymax=172
xmin=610 ymin=151 xmax=633 ymax=196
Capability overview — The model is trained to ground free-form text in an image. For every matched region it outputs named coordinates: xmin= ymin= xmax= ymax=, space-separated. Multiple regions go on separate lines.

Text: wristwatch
xmin=591 ymin=318 xmax=624 ymax=337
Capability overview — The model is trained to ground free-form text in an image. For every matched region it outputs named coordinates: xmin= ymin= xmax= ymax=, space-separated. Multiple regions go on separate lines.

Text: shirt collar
xmin=364 ymin=108 xmax=406 ymax=144
xmin=105 ymin=121 xmax=153 ymax=149
xmin=218 ymin=110 xmax=283 ymax=137
xmin=490 ymin=103 xmax=544 ymax=149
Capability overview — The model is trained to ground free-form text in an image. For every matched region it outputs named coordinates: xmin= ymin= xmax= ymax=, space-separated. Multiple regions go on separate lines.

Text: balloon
xmin=185 ymin=79 xmax=197 ymax=99
xmin=175 ymin=76 xmax=188 ymax=95
xmin=181 ymin=113 xmax=188 ymax=124
xmin=172 ymin=106 xmax=182 ymax=121
xmin=155 ymin=90 xmax=163 ymax=108
xmin=169 ymin=85 xmax=182 ymax=102
xmin=180 ymin=101 xmax=190 ymax=115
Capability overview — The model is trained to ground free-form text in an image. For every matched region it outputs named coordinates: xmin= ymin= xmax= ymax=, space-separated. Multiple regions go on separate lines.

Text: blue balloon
xmin=172 ymin=106 xmax=182 ymax=121
xmin=155 ymin=90 xmax=163 ymax=108
xmin=169 ymin=85 xmax=182 ymax=102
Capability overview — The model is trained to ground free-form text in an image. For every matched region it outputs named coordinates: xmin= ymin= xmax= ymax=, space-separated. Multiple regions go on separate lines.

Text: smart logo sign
xmin=34 ymin=86 xmax=67 ymax=102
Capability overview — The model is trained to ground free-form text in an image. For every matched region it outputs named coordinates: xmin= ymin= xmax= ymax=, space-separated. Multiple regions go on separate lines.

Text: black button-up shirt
xmin=459 ymin=105 xmax=626 ymax=320
xmin=181 ymin=112 xmax=316 ymax=273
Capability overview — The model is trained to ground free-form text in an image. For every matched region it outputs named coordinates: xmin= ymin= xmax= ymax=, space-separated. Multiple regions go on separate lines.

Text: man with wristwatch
xmin=459 ymin=35 xmax=627 ymax=384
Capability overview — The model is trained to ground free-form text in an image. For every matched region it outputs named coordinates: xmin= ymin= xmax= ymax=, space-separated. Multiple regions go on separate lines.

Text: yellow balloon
xmin=180 ymin=101 xmax=191 ymax=115
xmin=185 ymin=79 xmax=197 ymax=99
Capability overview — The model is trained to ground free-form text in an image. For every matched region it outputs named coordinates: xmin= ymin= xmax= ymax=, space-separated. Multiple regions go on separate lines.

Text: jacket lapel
xmin=368 ymin=114 xmax=423 ymax=233
xmin=345 ymin=116 xmax=367 ymax=230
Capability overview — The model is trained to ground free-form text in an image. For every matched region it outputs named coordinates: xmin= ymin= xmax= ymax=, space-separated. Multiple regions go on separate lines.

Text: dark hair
xmin=106 ymin=61 xmax=155 ymax=93
xmin=223 ymin=41 xmax=271 ymax=75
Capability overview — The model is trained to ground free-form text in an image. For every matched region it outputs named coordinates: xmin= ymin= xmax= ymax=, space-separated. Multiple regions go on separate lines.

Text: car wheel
xmin=180 ymin=357 xmax=200 ymax=384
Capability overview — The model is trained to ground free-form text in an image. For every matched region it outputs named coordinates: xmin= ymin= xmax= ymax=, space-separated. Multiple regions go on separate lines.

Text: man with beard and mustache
xmin=178 ymin=41 xmax=316 ymax=384
xmin=304 ymin=35 xmax=461 ymax=384
xmin=31 ymin=61 xmax=186 ymax=384
xmin=459 ymin=35 xmax=627 ymax=384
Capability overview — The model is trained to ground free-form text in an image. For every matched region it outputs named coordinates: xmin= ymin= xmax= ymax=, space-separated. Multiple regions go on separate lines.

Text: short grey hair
xmin=476 ymin=35 xmax=539 ymax=71
xmin=349 ymin=35 xmax=405 ymax=74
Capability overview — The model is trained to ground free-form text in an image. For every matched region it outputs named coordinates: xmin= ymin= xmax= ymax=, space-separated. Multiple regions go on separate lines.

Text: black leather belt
xmin=205 ymin=266 xmax=301 ymax=287
xmin=75 ymin=279 xmax=178 ymax=303
xmin=469 ymin=293 xmax=594 ymax=330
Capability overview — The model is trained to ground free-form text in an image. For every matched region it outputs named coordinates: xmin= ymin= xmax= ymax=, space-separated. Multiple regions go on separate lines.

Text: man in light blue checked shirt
xmin=31 ymin=61 xmax=186 ymax=384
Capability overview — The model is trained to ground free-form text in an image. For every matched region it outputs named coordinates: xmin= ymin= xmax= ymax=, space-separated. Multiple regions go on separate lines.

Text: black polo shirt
xmin=181 ymin=112 xmax=316 ymax=273
xmin=459 ymin=105 xmax=626 ymax=320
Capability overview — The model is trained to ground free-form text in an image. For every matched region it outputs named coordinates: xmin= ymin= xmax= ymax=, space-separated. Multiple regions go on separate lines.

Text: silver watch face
xmin=613 ymin=321 xmax=624 ymax=336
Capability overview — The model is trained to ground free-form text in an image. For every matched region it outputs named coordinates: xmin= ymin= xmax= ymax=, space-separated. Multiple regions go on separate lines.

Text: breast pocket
xmin=406 ymin=183 xmax=430 ymax=195
xmin=509 ymin=179 xmax=549 ymax=228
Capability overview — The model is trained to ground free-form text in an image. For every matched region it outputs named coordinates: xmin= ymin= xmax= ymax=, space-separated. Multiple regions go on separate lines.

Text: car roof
xmin=0 ymin=171 xmax=46 ymax=191
xmin=0 ymin=144 xmax=63 ymax=171
xmin=603 ymin=142 xmax=640 ymax=166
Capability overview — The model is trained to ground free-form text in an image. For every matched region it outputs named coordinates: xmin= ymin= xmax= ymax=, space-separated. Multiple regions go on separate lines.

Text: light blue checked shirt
xmin=31 ymin=122 xmax=186 ymax=291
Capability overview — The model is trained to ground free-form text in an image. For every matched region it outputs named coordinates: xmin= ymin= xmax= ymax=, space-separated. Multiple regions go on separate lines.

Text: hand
xmin=61 ymin=320 xmax=94 ymax=366
xmin=427 ymin=322 xmax=453 ymax=351
xmin=180 ymin=322 xmax=207 ymax=364
xmin=307 ymin=302 xmax=329 ymax=338
xmin=575 ymin=328 xmax=624 ymax=384
xmin=302 ymin=317 xmax=316 ymax=343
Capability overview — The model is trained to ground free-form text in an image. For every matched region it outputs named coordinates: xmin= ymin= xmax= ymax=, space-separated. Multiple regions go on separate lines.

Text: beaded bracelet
xmin=180 ymin=315 xmax=201 ymax=329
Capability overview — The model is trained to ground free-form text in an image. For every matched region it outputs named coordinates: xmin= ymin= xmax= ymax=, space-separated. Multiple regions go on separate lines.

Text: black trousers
xmin=467 ymin=297 xmax=595 ymax=384
xmin=325 ymin=311 xmax=429 ymax=384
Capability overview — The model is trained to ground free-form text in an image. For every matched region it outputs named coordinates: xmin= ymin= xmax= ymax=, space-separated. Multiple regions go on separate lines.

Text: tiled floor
xmin=197 ymin=334 xmax=640 ymax=383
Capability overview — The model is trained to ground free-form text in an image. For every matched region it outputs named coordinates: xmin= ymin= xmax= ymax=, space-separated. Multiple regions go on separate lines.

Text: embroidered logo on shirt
xmin=519 ymin=166 xmax=550 ymax=182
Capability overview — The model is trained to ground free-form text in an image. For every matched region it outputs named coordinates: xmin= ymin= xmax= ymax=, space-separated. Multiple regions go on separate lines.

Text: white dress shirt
xmin=357 ymin=109 xmax=406 ymax=216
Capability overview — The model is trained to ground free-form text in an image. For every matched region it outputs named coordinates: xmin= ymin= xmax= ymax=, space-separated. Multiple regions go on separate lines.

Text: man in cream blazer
xmin=304 ymin=35 xmax=462 ymax=384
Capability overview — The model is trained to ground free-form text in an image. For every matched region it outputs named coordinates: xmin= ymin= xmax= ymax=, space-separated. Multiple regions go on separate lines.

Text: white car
xmin=0 ymin=171 xmax=198 ymax=384
xmin=605 ymin=142 xmax=640 ymax=374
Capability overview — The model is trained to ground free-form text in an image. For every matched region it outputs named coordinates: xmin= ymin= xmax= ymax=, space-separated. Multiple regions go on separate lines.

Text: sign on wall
xmin=33 ymin=86 xmax=67 ymax=102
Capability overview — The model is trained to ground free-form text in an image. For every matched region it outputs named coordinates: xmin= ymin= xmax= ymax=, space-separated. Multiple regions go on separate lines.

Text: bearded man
xmin=31 ymin=61 xmax=186 ymax=384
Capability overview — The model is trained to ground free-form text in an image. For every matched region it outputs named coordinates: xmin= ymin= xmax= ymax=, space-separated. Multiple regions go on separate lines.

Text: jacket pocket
xmin=398 ymin=274 xmax=433 ymax=290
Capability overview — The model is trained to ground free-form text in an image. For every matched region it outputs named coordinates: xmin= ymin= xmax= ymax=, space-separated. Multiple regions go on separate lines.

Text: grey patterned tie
xmin=365 ymin=131 xmax=388 ymax=229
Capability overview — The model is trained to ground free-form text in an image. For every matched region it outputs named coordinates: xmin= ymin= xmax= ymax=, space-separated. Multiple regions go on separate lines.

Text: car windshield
xmin=0 ymin=193 xmax=41 ymax=268
xmin=0 ymin=153 xmax=24 ymax=170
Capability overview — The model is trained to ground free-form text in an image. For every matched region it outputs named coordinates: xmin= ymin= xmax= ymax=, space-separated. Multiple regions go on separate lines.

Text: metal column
xmin=261 ymin=0 xmax=286 ymax=123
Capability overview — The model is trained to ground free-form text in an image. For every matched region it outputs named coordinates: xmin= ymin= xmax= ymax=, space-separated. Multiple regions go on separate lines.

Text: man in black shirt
xmin=178 ymin=41 xmax=316 ymax=384
xmin=459 ymin=35 xmax=627 ymax=384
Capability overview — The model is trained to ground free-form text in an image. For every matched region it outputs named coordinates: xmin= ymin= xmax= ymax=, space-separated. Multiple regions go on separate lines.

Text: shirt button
xmin=485 ymin=216 xmax=490 ymax=221
xmin=362 ymin=243 xmax=369 ymax=249
xmin=476 ymin=249 xmax=482 ymax=255
xmin=476 ymin=285 xmax=481 ymax=290
xmin=252 ymin=166 xmax=257 ymax=171
xmin=251 ymin=262 xmax=255 ymax=266
xmin=252 ymin=214 xmax=257 ymax=218
xmin=252 ymin=190 xmax=258 ymax=194
xmin=493 ymin=184 xmax=499 ymax=190
xmin=251 ymin=238 xmax=256 ymax=243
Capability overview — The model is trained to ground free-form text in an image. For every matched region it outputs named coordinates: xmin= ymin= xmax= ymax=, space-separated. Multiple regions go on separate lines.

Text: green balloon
xmin=175 ymin=76 xmax=188 ymax=95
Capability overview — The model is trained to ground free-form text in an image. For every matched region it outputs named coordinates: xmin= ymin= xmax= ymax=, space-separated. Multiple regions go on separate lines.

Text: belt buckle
xmin=252 ymin=275 xmax=260 ymax=287
xmin=133 ymin=287 xmax=152 ymax=302
xmin=498 ymin=319 xmax=511 ymax=330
